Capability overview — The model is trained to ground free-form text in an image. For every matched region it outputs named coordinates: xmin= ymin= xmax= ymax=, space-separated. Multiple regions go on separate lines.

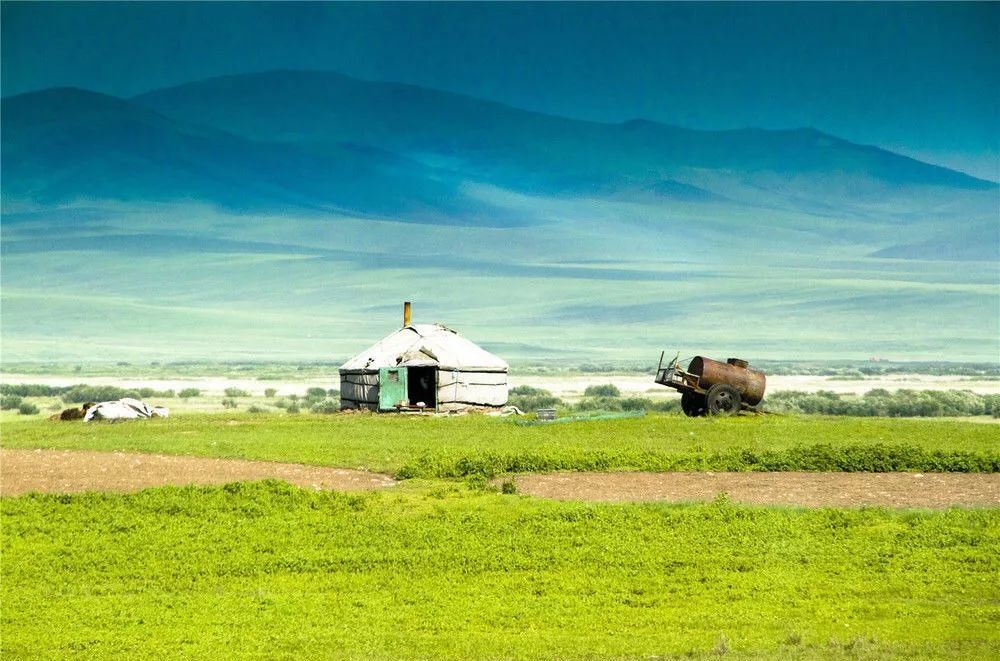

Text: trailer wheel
xmin=706 ymin=384 xmax=741 ymax=416
xmin=681 ymin=392 xmax=706 ymax=417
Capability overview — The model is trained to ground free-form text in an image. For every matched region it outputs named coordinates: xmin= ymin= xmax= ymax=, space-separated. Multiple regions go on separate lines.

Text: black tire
xmin=706 ymin=384 xmax=741 ymax=416
xmin=681 ymin=391 xmax=706 ymax=417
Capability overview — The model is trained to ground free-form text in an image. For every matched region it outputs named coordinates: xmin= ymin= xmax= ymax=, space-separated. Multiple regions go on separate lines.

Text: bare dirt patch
xmin=0 ymin=449 xmax=395 ymax=496
xmin=513 ymin=471 xmax=1000 ymax=508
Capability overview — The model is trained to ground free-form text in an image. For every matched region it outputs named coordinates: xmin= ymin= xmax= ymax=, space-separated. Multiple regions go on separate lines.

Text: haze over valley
xmin=2 ymin=4 xmax=997 ymax=364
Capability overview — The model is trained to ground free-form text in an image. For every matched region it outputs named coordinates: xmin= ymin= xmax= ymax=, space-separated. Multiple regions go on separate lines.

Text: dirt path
xmin=0 ymin=449 xmax=395 ymax=496
xmin=513 ymin=471 xmax=1000 ymax=508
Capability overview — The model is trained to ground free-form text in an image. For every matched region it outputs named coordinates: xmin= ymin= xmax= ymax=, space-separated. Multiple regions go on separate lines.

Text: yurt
xmin=339 ymin=303 xmax=508 ymax=412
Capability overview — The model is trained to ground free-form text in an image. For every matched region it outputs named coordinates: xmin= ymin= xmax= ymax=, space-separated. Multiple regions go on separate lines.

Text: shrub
xmin=500 ymin=479 xmax=518 ymax=494
xmin=224 ymin=388 xmax=251 ymax=398
xmin=247 ymin=405 xmax=268 ymax=414
xmin=575 ymin=396 xmax=623 ymax=412
xmin=765 ymin=389 xmax=995 ymax=418
xmin=62 ymin=385 xmax=131 ymax=403
xmin=264 ymin=388 xmax=277 ymax=398
xmin=648 ymin=398 xmax=682 ymax=413
xmin=1 ymin=395 xmax=23 ymax=410
xmin=618 ymin=397 xmax=646 ymax=411
xmin=178 ymin=388 xmax=201 ymax=399
xmin=222 ymin=398 xmax=238 ymax=409
xmin=17 ymin=402 xmax=40 ymax=415
xmin=132 ymin=387 xmax=175 ymax=398
xmin=327 ymin=389 xmax=340 ymax=397
xmin=618 ymin=396 xmax=677 ymax=412
xmin=987 ymin=394 xmax=1000 ymax=418
xmin=306 ymin=387 xmax=328 ymax=399
xmin=310 ymin=399 xmax=340 ymax=414
xmin=286 ymin=404 xmax=300 ymax=414
xmin=584 ymin=384 xmax=621 ymax=398
xmin=1 ymin=384 xmax=63 ymax=397
xmin=508 ymin=385 xmax=565 ymax=411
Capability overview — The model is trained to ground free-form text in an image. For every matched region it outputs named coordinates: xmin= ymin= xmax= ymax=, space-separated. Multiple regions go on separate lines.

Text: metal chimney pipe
xmin=403 ymin=301 xmax=411 ymax=327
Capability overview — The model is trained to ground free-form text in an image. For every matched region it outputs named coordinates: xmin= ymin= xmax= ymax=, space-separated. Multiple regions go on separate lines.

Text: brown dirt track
xmin=513 ymin=471 xmax=1000 ymax=508
xmin=3 ymin=450 xmax=998 ymax=507
xmin=0 ymin=449 xmax=395 ymax=496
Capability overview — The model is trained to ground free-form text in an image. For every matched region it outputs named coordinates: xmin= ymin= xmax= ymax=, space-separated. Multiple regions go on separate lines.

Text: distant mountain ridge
xmin=0 ymin=86 xmax=513 ymax=224
xmin=2 ymin=70 xmax=996 ymax=241
xmin=132 ymin=70 xmax=994 ymax=197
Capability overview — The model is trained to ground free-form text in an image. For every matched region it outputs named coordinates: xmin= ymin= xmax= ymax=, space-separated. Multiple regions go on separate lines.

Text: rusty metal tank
xmin=688 ymin=356 xmax=766 ymax=406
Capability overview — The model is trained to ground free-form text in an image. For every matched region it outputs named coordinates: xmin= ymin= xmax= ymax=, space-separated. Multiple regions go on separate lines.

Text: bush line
xmin=511 ymin=384 xmax=1000 ymax=418
xmin=0 ymin=383 xmax=176 ymax=402
xmin=395 ymin=443 xmax=1000 ymax=479
xmin=767 ymin=389 xmax=1000 ymax=418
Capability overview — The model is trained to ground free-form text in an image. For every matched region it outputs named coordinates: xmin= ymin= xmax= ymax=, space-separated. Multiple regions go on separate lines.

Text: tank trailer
xmin=655 ymin=352 xmax=766 ymax=416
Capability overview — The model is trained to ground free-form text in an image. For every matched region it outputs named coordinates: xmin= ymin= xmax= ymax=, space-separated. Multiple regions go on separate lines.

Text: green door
xmin=378 ymin=367 xmax=408 ymax=411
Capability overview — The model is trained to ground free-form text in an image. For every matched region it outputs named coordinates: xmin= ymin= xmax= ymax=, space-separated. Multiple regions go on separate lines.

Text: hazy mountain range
xmin=4 ymin=71 xmax=995 ymax=220
xmin=1 ymin=70 xmax=997 ymax=362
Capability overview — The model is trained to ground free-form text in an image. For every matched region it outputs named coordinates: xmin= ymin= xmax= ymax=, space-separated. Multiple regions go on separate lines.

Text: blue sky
xmin=2 ymin=1 xmax=997 ymax=179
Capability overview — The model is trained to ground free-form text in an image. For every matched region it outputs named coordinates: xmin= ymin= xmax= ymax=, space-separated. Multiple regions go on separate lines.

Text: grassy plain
xmin=2 ymin=481 xmax=998 ymax=659
xmin=3 ymin=207 xmax=999 ymax=364
xmin=2 ymin=412 xmax=998 ymax=477
xmin=3 ymin=413 xmax=999 ymax=658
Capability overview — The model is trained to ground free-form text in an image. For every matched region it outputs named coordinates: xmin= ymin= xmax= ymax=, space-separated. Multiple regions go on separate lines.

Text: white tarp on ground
xmin=84 ymin=398 xmax=170 ymax=422
xmin=340 ymin=324 xmax=508 ymax=410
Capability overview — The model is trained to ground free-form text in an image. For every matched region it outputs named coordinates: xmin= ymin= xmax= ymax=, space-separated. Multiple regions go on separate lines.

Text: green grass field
xmin=3 ymin=481 xmax=998 ymax=659
xmin=3 ymin=412 xmax=998 ymax=477
xmin=3 ymin=413 xmax=999 ymax=659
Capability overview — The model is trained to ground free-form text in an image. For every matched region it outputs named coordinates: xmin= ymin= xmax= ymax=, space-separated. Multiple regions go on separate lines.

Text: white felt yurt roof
xmin=340 ymin=324 xmax=508 ymax=372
